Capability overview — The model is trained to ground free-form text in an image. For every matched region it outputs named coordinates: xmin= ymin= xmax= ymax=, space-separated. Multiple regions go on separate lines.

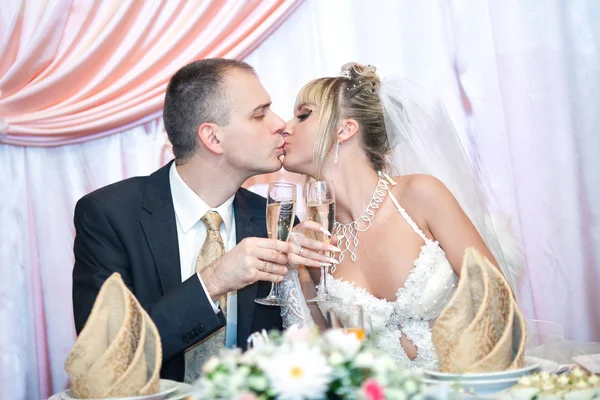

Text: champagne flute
xmin=323 ymin=304 xmax=366 ymax=341
xmin=255 ymin=182 xmax=297 ymax=306
xmin=341 ymin=304 xmax=366 ymax=341
xmin=323 ymin=304 xmax=343 ymax=330
xmin=305 ymin=181 xmax=338 ymax=303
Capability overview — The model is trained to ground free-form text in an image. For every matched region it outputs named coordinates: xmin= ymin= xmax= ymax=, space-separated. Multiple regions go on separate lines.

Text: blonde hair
xmin=296 ymin=62 xmax=391 ymax=179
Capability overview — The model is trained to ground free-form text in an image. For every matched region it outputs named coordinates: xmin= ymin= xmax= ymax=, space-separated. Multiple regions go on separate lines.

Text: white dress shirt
xmin=169 ymin=163 xmax=238 ymax=348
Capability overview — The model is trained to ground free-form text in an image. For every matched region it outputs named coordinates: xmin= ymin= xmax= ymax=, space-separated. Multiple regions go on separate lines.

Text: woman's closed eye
xmin=297 ymin=110 xmax=312 ymax=122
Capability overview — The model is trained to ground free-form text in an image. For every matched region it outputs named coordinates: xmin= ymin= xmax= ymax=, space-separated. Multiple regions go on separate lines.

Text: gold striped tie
xmin=195 ymin=211 xmax=227 ymax=314
xmin=184 ymin=210 xmax=227 ymax=383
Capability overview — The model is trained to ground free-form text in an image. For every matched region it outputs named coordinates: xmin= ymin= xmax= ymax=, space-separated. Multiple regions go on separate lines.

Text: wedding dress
xmin=280 ymin=187 xmax=458 ymax=368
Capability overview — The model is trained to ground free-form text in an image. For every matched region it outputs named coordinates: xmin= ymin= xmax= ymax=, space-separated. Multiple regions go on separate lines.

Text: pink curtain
xmin=0 ymin=0 xmax=301 ymax=146
xmin=0 ymin=1 xmax=302 ymax=398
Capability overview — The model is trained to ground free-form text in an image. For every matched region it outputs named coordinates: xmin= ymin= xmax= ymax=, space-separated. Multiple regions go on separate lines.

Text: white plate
xmin=534 ymin=356 xmax=560 ymax=374
xmin=423 ymin=376 xmax=522 ymax=395
xmin=49 ymin=379 xmax=179 ymax=400
xmin=573 ymin=354 xmax=600 ymax=374
xmin=423 ymin=356 xmax=542 ymax=381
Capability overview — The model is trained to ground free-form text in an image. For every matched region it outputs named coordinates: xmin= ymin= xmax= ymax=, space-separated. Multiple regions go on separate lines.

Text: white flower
xmin=262 ymin=343 xmax=332 ymax=400
xmin=219 ymin=348 xmax=242 ymax=369
xmin=354 ymin=351 xmax=376 ymax=368
xmin=202 ymin=357 xmax=220 ymax=374
xmin=540 ymin=372 xmax=551 ymax=381
xmin=572 ymin=368 xmax=586 ymax=379
xmin=541 ymin=382 xmax=556 ymax=392
xmin=324 ymin=329 xmax=362 ymax=358
xmin=373 ymin=355 xmax=396 ymax=375
xmin=557 ymin=375 xmax=570 ymax=386
xmin=403 ymin=379 xmax=418 ymax=394
xmin=284 ymin=326 xmax=318 ymax=343
xmin=212 ymin=371 xmax=229 ymax=387
xmin=240 ymin=350 xmax=257 ymax=365
xmin=230 ymin=367 xmax=250 ymax=390
xmin=384 ymin=388 xmax=407 ymax=400
xmin=518 ymin=376 xmax=533 ymax=386
xmin=247 ymin=375 xmax=269 ymax=392
xmin=329 ymin=351 xmax=345 ymax=366
xmin=574 ymin=380 xmax=590 ymax=390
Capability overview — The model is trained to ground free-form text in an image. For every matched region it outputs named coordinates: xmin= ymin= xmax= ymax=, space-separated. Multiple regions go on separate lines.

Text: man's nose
xmin=280 ymin=119 xmax=294 ymax=137
xmin=271 ymin=113 xmax=286 ymax=134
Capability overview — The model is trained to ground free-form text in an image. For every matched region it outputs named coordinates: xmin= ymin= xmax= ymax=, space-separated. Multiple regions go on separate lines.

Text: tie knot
xmin=201 ymin=211 xmax=223 ymax=232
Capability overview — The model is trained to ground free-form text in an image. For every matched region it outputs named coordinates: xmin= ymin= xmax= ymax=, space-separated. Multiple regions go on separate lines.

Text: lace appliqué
xmin=395 ymin=241 xmax=457 ymax=322
xmin=280 ymin=269 xmax=314 ymax=329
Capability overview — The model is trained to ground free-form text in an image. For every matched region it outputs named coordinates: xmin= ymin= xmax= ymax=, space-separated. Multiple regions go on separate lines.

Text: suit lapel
xmin=140 ymin=161 xmax=182 ymax=294
xmin=234 ymin=190 xmax=267 ymax=347
xmin=139 ymin=166 xmax=268 ymax=344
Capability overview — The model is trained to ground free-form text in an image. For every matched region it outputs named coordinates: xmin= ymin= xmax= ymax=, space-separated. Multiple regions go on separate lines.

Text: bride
xmin=279 ymin=63 xmax=519 ymax=368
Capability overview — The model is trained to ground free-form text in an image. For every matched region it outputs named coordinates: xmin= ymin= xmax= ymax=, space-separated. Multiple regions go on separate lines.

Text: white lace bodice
xmin=280 ymin=189 xmax=458 ymax=369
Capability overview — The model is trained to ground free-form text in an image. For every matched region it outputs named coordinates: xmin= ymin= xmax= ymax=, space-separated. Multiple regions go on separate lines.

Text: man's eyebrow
xmin=250 ymin=102 xmax=272 ymax=115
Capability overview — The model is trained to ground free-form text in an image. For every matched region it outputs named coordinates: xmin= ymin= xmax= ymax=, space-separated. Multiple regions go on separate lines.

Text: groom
xmin=73 ymin=59 xmax=294 ymax=383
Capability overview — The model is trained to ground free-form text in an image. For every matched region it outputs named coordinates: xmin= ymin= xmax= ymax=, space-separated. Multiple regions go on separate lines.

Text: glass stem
xmin=320 ymin=266 xmax=327 ymax=297
xmin=270 ymin=282 xmax=280 ymax=298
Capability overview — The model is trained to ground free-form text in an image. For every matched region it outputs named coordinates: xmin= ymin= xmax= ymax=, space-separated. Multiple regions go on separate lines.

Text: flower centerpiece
xmin=196 ymin=327 xmax=424 ymax=400
xmin=511 ymin=368 xmax=600 ymax=400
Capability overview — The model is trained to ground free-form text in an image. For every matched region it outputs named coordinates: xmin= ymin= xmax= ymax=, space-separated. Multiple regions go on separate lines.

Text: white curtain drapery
xmin=1 ymin=1 xmax=598 ymax=398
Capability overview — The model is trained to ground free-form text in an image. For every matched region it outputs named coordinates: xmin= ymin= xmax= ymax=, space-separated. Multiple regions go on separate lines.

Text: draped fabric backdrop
xmin=1 ymin=0 xmax=599 ymax=399
xmin=0 ymin=0 xmax=303 ymax=398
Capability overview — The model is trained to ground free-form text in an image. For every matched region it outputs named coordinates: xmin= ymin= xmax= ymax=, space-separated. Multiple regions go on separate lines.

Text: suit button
xmin=182 ymin=335 xmax=189 ymax=344
xmin=192 ymin=328 xmax=199 ymax=336
xmin=198 ymin=325 xmax=204 ymax=332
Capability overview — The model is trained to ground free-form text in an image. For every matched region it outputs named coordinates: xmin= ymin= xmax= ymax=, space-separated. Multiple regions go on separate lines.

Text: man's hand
xmin=200 ymin=237 xmax=290 ymax=301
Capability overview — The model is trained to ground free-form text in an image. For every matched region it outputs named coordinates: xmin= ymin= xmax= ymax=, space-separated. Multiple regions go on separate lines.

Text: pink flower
xmin=236 ymin=392 xmax=258 ymax=400
xmin=362 ymin=378 xmax=384 ymax=400
xmin=236 ymin=393 xmax=258 ymax=400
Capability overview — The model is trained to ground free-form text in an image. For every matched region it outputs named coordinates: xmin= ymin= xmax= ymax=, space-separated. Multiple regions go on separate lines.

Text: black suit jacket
xmin=72 ymin=161 xmax=282 ymax=381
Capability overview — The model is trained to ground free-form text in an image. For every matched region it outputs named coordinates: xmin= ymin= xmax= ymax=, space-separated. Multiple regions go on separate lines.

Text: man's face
xmin=217 ymin=70 xmax=286 ymax=177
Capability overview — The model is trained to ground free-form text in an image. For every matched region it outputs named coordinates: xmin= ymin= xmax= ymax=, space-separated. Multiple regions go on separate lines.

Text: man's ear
xmin=337 ymin=118 xmax=359 ymax=143
xmin=198 ymin=122 xmax=224 ymax=155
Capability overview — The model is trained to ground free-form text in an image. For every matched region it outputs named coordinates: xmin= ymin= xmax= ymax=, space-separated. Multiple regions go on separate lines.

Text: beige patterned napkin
xmin=432 ymin=248 xmax=526 ymax=373
xmin=65 ymin=273 xmax=162 ymax=398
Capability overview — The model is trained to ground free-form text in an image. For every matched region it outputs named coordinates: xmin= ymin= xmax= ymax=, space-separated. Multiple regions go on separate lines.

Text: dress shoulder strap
xmin=380 ymin=172 xmax=430 ymax=243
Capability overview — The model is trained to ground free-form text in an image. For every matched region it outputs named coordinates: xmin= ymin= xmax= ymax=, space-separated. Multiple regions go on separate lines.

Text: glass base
xmin=255 ymin=296 xmax=288 ymax=306
xmin=306 ymin=295 xmax=341 ymax=304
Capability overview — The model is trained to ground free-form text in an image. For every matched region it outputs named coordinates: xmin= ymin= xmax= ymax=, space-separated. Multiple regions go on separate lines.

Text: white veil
xmin=378 ymin=75 xmax=521 ymax=294
xmin=378 ymin=76 xmax=600 ymax=365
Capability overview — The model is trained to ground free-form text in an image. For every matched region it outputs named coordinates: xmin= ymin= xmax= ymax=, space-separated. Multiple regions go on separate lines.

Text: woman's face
xmin=282 ymin=101 xmax=321 ymax=176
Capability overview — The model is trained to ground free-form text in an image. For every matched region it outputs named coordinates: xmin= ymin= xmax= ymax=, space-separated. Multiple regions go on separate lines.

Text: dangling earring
xmin=334 ymin=140 xmax=340 ymax=163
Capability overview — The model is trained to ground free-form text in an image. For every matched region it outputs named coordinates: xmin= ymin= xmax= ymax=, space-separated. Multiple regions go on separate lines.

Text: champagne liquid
xmin=266 ymin=201 xmax=296 ymax=241
xmin=306 ymin=201 xmax=335 ymax=243
xmin=344 ymin=328 xmax=366 ymax=341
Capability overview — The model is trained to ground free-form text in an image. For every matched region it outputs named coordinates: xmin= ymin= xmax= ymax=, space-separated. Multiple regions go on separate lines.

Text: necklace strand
xmin=332 ymin=172 xmax=392 ymax=269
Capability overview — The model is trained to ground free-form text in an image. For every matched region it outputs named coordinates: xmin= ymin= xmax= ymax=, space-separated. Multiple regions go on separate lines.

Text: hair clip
xmin=338 ymin=70 xmax=351 ymax=79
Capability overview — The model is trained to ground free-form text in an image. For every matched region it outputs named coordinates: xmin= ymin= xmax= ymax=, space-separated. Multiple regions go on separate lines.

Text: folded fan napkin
xmin=65 ymin=273 xmax=162 ymax=398
xmin=432 ymin=248 xmax=526 ymax=373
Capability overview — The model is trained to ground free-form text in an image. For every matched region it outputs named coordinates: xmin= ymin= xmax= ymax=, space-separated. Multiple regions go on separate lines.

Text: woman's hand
xmin=286 ymin=221 xmax=340 ymax=269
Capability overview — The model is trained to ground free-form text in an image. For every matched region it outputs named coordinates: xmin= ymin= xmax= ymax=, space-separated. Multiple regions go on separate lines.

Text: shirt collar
xmin=169 ymin=163 xmax=235 ymax=234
